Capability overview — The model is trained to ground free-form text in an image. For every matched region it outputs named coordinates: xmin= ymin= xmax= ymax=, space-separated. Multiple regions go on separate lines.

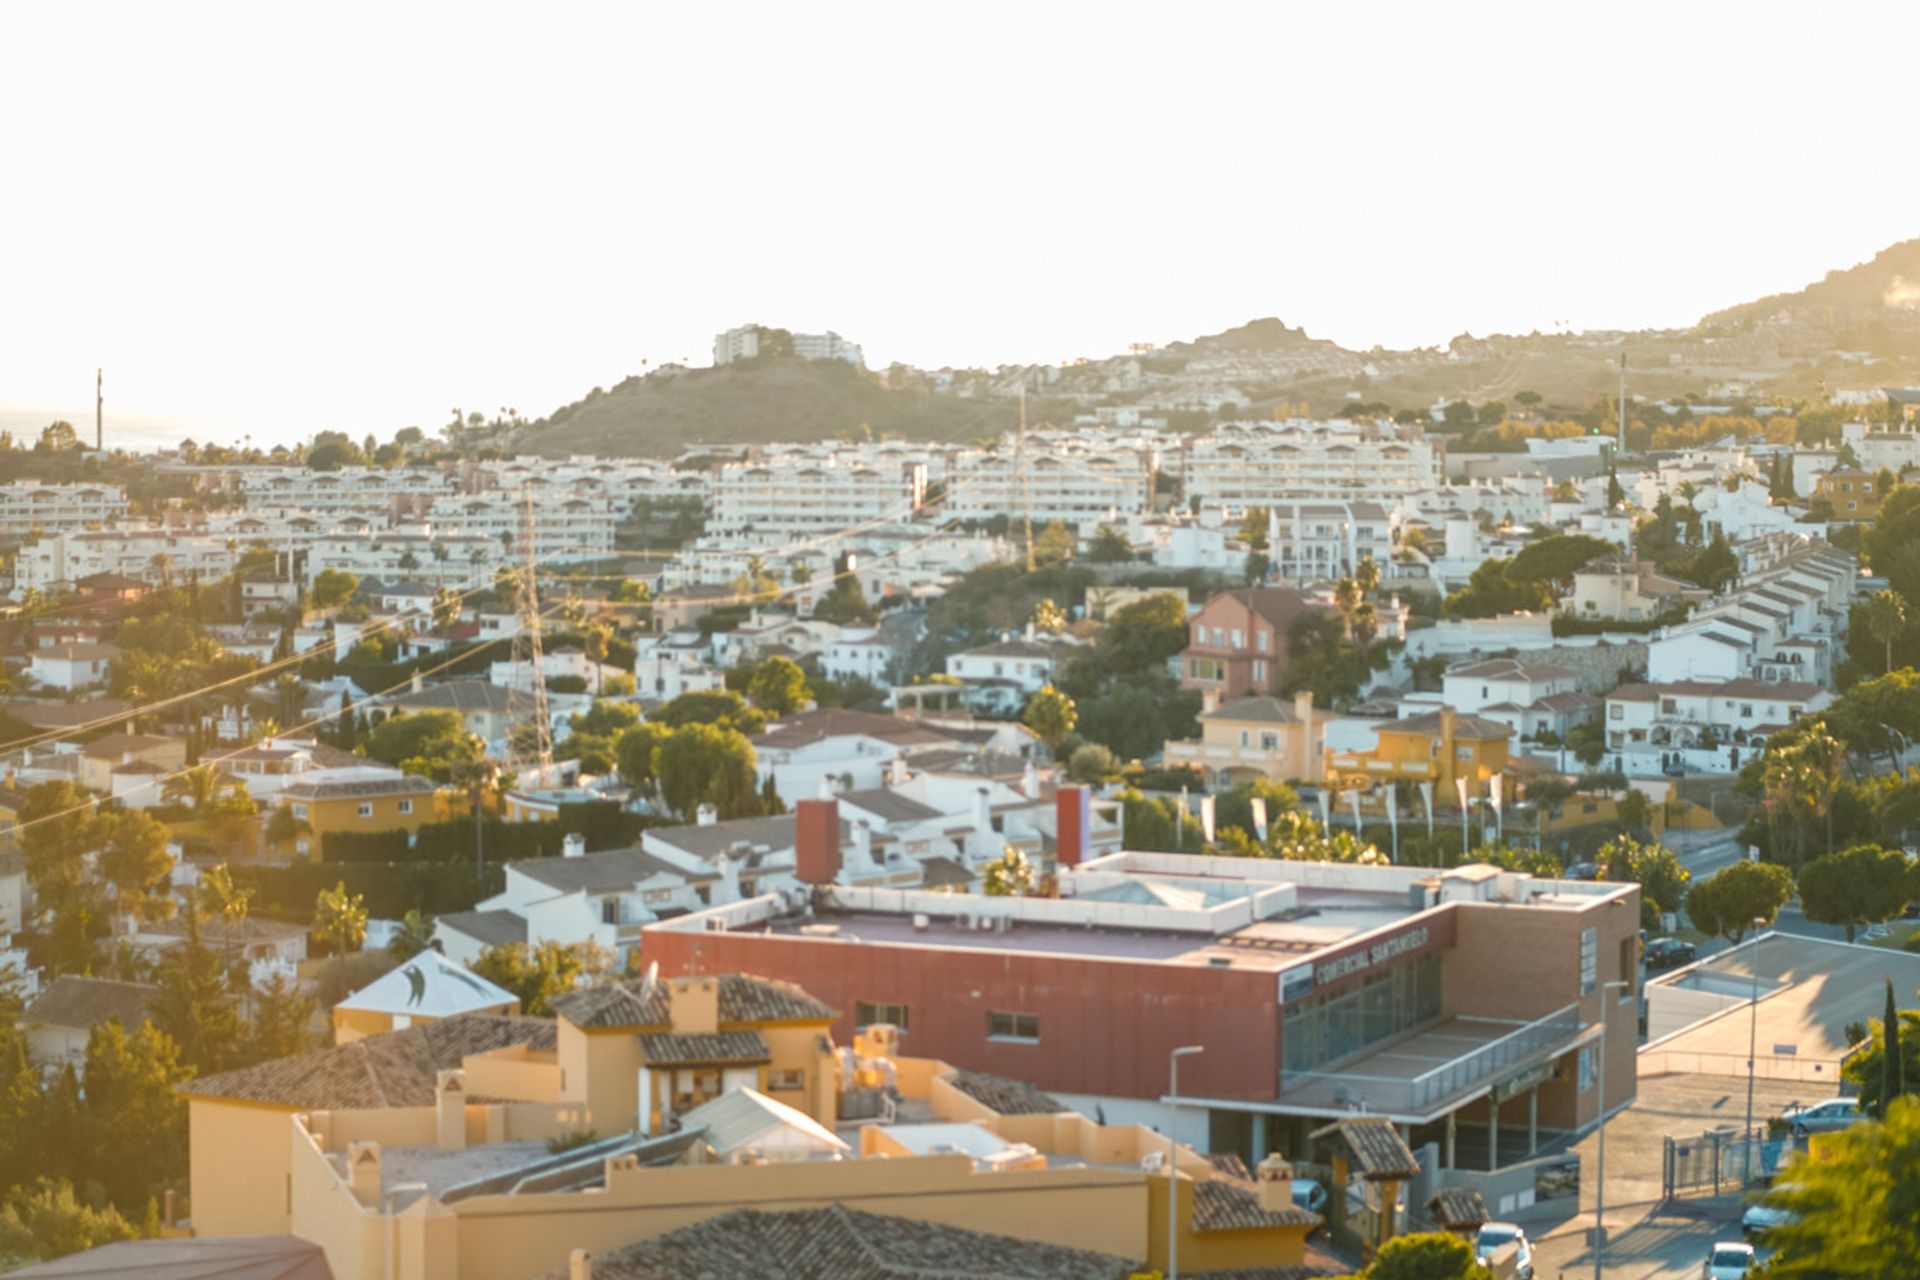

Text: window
xmin=398 ymin=799 xmax=413 ymax=815
xmin=987 ymin=1010 xmax=1039 ymax=1041
xmin=1455 ymin=745 xmax=1473 ymax=762
xmin=1240 ymin=730 xmax=1251 ymax=747
xmin=1740 ymin=704 xmax=1753 ymax=719
xmin=1618 ymin=936 xmax=1635 ymax=989
xmin=1253 ymin=659 xmax=1267 ymax=682
xmin=1660 ymin=698 xmax=1676 ymax=714
xmin=857 ymin=1000 xmax=910 ymax=1029
xmin=1281 ymin=954 xmax=1441 ymax=1079
xmin=1231 ymin=629 xmax=1244 ymax=650
xmin=357 ymin=802 xmax=374 ymax=818
xmin=768 ymin=1068 xmax=806 ymax=1091
xmin=1609 ymin=705 xmax=1623 ymax=721
xmin=1256 ymin=630 xmax=1269 ymax=652
xmin=1577 ymin=1045 xmax=1596 ymax=1092
xmin=1579 ymin=927 xmax=1598 ymax=996
xmin=1260 ymin=731 xmax=1279 ymax=751
xmin=291 ymin=803 xmax=308 ymax=819
xmin=601 ymin=898 xmax=620 ymax=925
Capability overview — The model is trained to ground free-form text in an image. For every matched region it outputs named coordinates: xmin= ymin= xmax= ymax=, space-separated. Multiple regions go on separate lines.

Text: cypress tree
xmin=1887 ymin=977 xmax=1905 ymax=1111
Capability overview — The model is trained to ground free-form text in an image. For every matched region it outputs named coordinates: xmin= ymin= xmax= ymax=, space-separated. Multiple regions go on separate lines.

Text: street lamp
xmin=1167 ymin=1045 xmax=1205 ymax=1280
xmin=1742 ymin=918 xmax=1766 ymax=1178
xmin=1593 ymin=979 xmax=1630 ymax=1280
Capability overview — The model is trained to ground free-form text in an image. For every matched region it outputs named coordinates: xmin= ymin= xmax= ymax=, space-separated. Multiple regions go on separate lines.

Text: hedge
xmin=230 ymin=859 xmax=504 ymax=923
xmin=319 ymin=803 xmax=666 ymax=865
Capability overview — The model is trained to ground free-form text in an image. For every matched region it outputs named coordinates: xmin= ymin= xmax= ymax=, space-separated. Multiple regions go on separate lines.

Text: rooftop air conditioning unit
xmin=912 ymin=914 xmax=930 ymax=932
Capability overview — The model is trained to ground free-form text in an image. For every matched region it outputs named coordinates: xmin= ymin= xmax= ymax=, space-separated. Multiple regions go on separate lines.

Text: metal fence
xmin=1662 ymin=1127 xmax=1788 ymax=1199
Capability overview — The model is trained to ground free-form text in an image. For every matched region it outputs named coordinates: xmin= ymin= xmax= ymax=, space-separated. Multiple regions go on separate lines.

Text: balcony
xmin=1277 ymin=1003 xmax=1585 ymax=1123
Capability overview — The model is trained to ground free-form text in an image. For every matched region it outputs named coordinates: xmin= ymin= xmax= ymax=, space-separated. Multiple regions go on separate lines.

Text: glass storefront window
xmin=1281 ymin=955 xmax=1441 ymax=1082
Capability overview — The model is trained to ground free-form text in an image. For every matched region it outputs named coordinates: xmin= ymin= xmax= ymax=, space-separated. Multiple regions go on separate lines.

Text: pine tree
xmin=148 ymin=911 xmax=244 ymax=1075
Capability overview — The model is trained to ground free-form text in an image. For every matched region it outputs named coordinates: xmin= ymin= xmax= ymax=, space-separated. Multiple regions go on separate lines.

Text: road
xmin=1664 ymin=831 xmax=1853 ymax=959
xmin=1533 ymin=1199 xmax=1756 ymax=1280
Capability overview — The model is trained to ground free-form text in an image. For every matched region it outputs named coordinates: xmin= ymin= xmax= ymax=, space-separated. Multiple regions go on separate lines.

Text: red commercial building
xmin=643 ymin=793 xmax=1641 ymax=1176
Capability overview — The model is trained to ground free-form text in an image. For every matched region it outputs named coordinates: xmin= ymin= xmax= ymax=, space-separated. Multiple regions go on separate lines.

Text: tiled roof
xmin=918 ymin=855 xmax=974 ymax=889
xmin=277 ymin=772 xmax=434 ymax=802
xmin=837 ymin=788 xmax=944 ymax=824
xmin=1447 ymin=657 xmax=1576 ymax=682
xmin=570 ymin=1204 xmax=1135 ymax=1280
xmin=80 ymin=732 xmax=177 ymax=760
xmin=1311 ymin=1116 xmax=1422 ymax=1179
xmin=509 ymin=848 xmax=709 ymax=895
xmin=1426 ymin=1186 xmax=1491 ymax=1227
xmin=1201 ymin=696 xmax=1302 ymax=724
xmin=24 ymin=977 xmax=157 ymax=1032
xmin=435 ymin=909 xmax=528 ymax=949
xmin=386 ymin=680 xmax=513 ymax=713
xmin=637 ymin=1029 xmax=770 ymax=1065
xmin=1192 ymin=1175 xmax=1320 ymax=1232
xmin=1387 ymin=710 xmax=1509 ymax=741
xmin=550 ymin=973 xmax=837 ymax=1031
xmin=181 ymin=1014 xmax=556 ymax=1109
xmin=943 ymin=1067 xmax=1062 ymax=1116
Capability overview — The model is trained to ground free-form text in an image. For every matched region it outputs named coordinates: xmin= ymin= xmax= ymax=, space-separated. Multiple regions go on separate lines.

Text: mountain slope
xmin=513 ymin=359 xmax=1024 ymax=458
xmin=1699 ymin=238 xmax=1920 ymax=330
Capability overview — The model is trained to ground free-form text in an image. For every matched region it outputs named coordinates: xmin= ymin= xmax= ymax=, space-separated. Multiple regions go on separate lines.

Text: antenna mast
xmin=507 ymin=484 xmax=554 ymax=787
xmin=95 ymin=369 xmax=103 ymax=451
xmin=1019 ymin=387 xmax=1034 ymax=572
xmin=1616 ymin=350 xmax=1627 ymax=455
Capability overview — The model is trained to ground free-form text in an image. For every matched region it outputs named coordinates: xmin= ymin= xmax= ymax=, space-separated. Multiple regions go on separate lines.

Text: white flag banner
xmin=1418 ymin=781 xmax=1435 ymax=834
xmin=1455 ymin=776 xmax=1469 ymax=811
xmin=1347 ymin=789 xmax=1362 ymax=830
xmin=1489 ymin=773 xmax=1503 ymax=813
xmin=1200 ymin=793 xmax=1216 ymax=844
xmin=1317 ymin=787 xmax=1331 ymax=831
xmin=1250 ymin=796 xmax=1269 ymax=843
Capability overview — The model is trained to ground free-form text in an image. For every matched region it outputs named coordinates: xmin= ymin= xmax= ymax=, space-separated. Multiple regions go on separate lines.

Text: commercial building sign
xmin=1310 ymin=924 xmax=1431 ymax=989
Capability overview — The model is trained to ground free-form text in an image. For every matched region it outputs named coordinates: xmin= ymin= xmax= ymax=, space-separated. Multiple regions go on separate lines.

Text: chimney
xmin=561 ymin=832 xmax=586 ymax=859
xmin=795 ymin=797 xmax=841 ymax=885
xmin=1256 ymin=1154 xmax=1296 ymax=1214
xmin=435 ymin=1069 xmax=467 ymax=1150
xmin=1021 ymin=759 xmax=1038 ymax=796
xmin=346 ymin=1141 xmax=383 ymax=1207
xmin=852 ymin=818 xmax=875 ymax=866
xmin=696 ymin=803 xmax=718 ymax=827
xmin=973 ymin=787 xmax=992 ymax=836
xmin=888 ymin=755 xmax=908 ymax=786
xmin=568 ymin=1250 xmax=592 ymax=1280
xmin=667 ymin=975 xmax=719 ymax=1035
xmin=1056 ymin=785 xmax=1090 ymax=868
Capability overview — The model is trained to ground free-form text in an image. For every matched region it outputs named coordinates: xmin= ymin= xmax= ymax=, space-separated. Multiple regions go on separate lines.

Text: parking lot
xmin=1520 ymin=1072 xmax=1815 ymax=1280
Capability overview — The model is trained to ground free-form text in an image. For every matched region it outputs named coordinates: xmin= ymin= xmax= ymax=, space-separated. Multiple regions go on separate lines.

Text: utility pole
xmin=1616 ymin=350 xmax=1627 ymax=456
xmin=95 ymin=368 xmax=103 ymax=451
xmin=507 ymin=484 xmax=554 ymax=787
xmin=1019 ymin=387 xmax=1034 ymax=572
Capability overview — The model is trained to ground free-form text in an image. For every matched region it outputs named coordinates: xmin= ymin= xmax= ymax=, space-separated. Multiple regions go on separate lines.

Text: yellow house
xmin=268 ymin=769 xmax=451 ymax=857
xmin=1328 ymin=706 xmax=1510 ymax=801
xmin=548 ymin=973 xmax=840 ymax=1135
xmin=1813 ymin=467 xmax=1883 ymax=521
xmin=1164 ymin=692 xmax=1322 ymax=787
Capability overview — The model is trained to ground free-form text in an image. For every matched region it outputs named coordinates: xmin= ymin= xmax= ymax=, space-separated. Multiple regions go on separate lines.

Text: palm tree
xmin=163 ymin=762 xmax=226 ymax=811
xmin=1802 ymin=727 xmax=1847 ymax=858
xmin=1865 ymin=589 xmax=1908 ymax=674
xmin=1354 ymin=555 xmax=1381 ymax=599
xmin=1351 ymin=601 xmax=1379 ymax=651
xmin=313 ymin=881 xmax=368 ymax=956
xmin=583 ymin=624 xmax=612 ymax=696
xmin=1331 ymin=577 xmax=1361 ymax=638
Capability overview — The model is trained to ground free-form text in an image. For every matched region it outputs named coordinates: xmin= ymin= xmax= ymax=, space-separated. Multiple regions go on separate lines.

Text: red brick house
xmin=1178 ymin=586 xmax=1325 ymax=708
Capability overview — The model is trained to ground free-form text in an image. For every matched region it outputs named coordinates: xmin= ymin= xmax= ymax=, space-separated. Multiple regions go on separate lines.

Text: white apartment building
xmin=304 ymin=529 xmax=502 ymax=587
xmin=237 ymin=467 xmax=458 ymax=517
xmin=0 ymin=483 xmax=128 ymax=538
xmin=632 ymin=632 xmax=725 ymax=701
xmin=1439 ymin=657 xmax=1598 ymax=744
xmin=707 ymin=459 xmax=926 ymax=542
xmin=1604 ymin=678 xmax=1830 ymax=777
xmin=481 ymin=457 xmax=709 ymax=507
xmin=1182 ymin=420 xmax=1445 ymax=508
xmin=1264 ymin=501 xmax=1399 ymax=582
xmin=712 ymin=324 xmax=864 ymax=367
xmin=424 ymin=493 xmax=618 ymax=561
xmin=13 ymin=529 xmax=243 ymax=594
xmin=821 ymin=630 xmax=895 ymax=685
xmin=942 ymin=449 xmax=1155 ymax=533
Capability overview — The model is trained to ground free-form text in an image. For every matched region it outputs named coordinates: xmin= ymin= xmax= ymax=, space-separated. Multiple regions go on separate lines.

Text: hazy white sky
xmin=3 ymin=1 xmax=1917 ymax=442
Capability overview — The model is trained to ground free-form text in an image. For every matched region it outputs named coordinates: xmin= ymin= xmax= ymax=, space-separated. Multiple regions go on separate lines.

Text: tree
xmin=248 ymin=972 xmax=318 ymax=1063
xmin=812 ymin=555 xmax=875 ymax=625
xmin=79 ymin=1019 xmax=188 ymax=1210
xmin=364 ymin=710 xmax=481 ymax=781
xmin=1888 ymin=977 xmax=1906 ymax=1112
xmin=747 ymin=656 xmax=808 ymax=716
xmin=1684 ymin=860 xmax=1793 ymax=944
xmin=148 ymin=909 xmax=244 ymax=1074
xmin=469 ymin=941 xmax=612 ymax=1016
xmin=982 ymin=848 xmax=1035 ymax=897
xmin=313 ymin=881 xmax=368 ymax=955
xmin=614 ymin=722 xmax=671 ymax=795
xmin=1065 ymin=743 xmax=1117 ymax=784
xmin=1758 ymin=1096 xmax=1920 ymax=1279
xmin=93 ymin=811 xmax=176 ymax=933
xmin=654 ymin=723 xmax=761 ymax=820
xmin=1864 ymin=588 xmax=1909 ymax=674
xmin=1086 ymin=525 xmax=1133 ymax=563
xmin=0 ymin=1181 xmax=137 ymax=1266
xmin=163 ymin=762 xmax=238 ymax=811
xmin=1596 ymin=834 xmax=1691 ymax=929
xmin=1033 ymin=520 xmax=1076 ymax=567
xmin=657 ymin=688 xmax=764 ymax=734
xmin=1797 ymin=844 xmax=1915 ymax=942
xmin=195 ymin=864 xmax=252 ymax=949
xmin=311 ymin=568 xmax=359 ymax=609
xmin=387 ymin=909 xmax=437 ymax=961
xmin=1028 ymin=598 xmax=1067 ymax=633
xmin=1022 ymin=685 xmax=1078 ymax=752
xmin=1368 ymin=1232 xmax=1495 ymax=1280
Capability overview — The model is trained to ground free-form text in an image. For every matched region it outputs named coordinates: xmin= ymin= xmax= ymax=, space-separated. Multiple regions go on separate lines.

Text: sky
xmin=2 ymin=0 xmax=1917 ymax=444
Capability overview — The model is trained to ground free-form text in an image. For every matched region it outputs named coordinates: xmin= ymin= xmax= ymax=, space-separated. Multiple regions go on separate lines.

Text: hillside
xmin=1699 ymin=238 xmax=1920 ymax=331
xmin=513 ymin=358 xmax=1035 ymax=458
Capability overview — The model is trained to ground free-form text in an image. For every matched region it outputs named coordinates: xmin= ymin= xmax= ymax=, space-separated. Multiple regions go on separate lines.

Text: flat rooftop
xmin=1648 ymin=933 xmax=1920 ymax=1068
xmin=712 ymin=852 xmax=1628 ymax=973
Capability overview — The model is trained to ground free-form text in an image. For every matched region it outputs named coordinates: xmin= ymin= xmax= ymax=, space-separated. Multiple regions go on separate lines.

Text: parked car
xmin=1742 ymin=1199 xmax=1795 ymax=1239
xmin=1781 ymin=1097 xmax=1860 ymax=1138
xmin=1564 ymin=861 xmax=1599 ymax=881
xmin=1704 ymin=1241 xmax=1756 ymax=1280
xmin=1289 ymin=1179 xmax=1327 ymax=1215
xmin=1475 ymin=1223 xmax=1534 ymax=1280
xmin=1645 ymin=937 xmax=1698 ymax=971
